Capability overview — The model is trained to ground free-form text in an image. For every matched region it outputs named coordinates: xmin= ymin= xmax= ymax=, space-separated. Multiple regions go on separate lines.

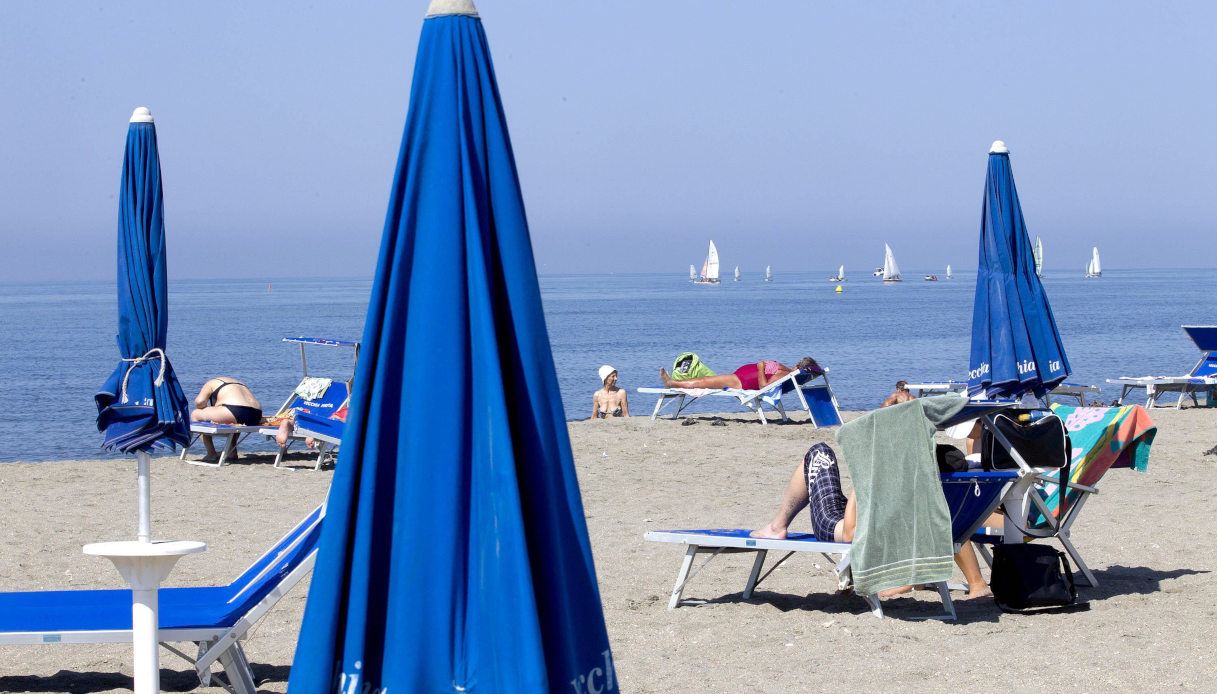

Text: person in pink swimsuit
xmin=660 ymin=357 xmax=821 ymax=391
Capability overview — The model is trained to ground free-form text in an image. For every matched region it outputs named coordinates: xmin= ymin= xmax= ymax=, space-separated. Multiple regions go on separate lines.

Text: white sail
xmin=734 ymin=266 xmax=740 ymax=282
xmin=946 ymin=264 xmax=952 ymax=279
xmin=1085 ymin=247 xmax=1101 ymax=277
xmin=765 ymin=265 xmax=772 ymax=281
xmin=689 ymin=264 xmax=696 ymax=280
xmin=1034 ymin=236 xmax=1044 ymax=277
xmin=839 ymin=265 xmax=845 ymax=280
xmin=882 ymin=243 xmax=901 ymax=281
xmin=698 ymin=240 xmax=720 ymax=282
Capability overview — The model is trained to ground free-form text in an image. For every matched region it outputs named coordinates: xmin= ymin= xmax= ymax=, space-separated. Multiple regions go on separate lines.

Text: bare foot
xmin=201 ymin=454 xmax=220 ymax=464
xmin=276 ymin=420 xmax=293 ymax=447
xmin=877 ymin=585 xmax=914 ymax=598
xmin=749 ymin=523 xmax=786 ymax=540
xmin=965 ymin=586 xmax=994 ymax=600
xmin=660 ymin=368 xmax=675 ymax=387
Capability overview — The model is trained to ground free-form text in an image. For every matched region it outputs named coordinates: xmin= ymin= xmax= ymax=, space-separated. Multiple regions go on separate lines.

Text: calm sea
xmin=0 ymin=269 xmax=1210 ymax=463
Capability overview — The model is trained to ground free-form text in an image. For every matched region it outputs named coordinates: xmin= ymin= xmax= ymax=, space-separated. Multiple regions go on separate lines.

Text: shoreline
xmin=1 ymin=408 xmax=1213 ymax=691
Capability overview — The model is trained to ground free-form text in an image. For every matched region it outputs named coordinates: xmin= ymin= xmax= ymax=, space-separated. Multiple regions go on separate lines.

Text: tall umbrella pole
xmin=137 ymin=450 xmax=151 ymax=543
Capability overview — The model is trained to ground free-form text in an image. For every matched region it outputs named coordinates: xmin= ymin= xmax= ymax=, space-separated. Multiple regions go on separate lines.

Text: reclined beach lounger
xmin=645 ymin=470 xmax=1016 ymax=619
xmin=1046 ymin=382 xmax=1102 ymax=406
xmin=289 ymin=408 xmax=346 ymax=471
xmin=1106 ymin=325 xmax=1217 ymax=408
xmin=0 ymin=505 xmax=323 ymax=694
xmin=637 ymin=368 xmax=843 ymax=426
xmin=258 ymin=337 xmax=359 ymax=468
xmin=908 ymin=379 xmax=1100 ymax=405
xmin=972 ymin=403 xmax=1156 ymax=587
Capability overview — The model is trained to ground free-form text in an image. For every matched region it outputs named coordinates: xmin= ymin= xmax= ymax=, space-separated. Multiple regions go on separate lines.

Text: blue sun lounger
xmin=638 ymin=368 xmax=843 ymax=426
xmin=0 ymin=506 xmax=323 ymax=694
xmin=1107 ymin=325 xmax=1217 ymax=408
xmin=289 ymin=408 xmax=346 ymax=471
xmin=645 ymin=470 xmax=1016 ymax=619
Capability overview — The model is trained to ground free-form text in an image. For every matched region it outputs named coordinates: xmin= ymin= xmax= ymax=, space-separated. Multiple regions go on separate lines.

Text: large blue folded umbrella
xmin=968 ymin=141 xmax=1071 ymax=399
xmin=289 ymin=3 xmax=615 ymax=692
xmin=95 ymin=108 xmax=190 ymax=453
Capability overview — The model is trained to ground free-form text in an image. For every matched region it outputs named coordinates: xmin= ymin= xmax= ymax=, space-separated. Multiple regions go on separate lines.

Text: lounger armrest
xmin=1031 ymin=473 xmax=1098 ymax=496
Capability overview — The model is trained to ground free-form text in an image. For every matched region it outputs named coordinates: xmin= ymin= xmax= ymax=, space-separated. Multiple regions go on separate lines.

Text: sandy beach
xmin=1 ymin=407 xmax=1214 ymax=692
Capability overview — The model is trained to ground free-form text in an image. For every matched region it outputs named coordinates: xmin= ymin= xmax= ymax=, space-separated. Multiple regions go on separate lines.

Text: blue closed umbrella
xmin=95 ymin=108 xmax=190 ymax=454
xmin=968 ymin=140 xmax=1071 ymax=399
xmin=94 ymin=107 xmax=191 ymax=541
xmin=289 ymin=2 xmax=616 ymax=692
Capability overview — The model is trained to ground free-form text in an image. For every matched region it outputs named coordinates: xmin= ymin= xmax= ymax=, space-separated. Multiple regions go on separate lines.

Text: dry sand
xmin=1 ymin=407 xmax=1214 ymax=692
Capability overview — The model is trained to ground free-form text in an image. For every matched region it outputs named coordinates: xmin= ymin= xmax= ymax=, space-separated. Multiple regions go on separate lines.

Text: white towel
xmin=295 ymin=377 xmax=333 ymax=401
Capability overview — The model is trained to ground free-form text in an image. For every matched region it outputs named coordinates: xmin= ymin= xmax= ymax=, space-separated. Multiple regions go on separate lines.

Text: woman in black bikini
xmin=190 ymin=377 xmax=264 ymax=463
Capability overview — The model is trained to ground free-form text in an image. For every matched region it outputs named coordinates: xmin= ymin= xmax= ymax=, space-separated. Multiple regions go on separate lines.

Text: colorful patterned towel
xmin=1031 ymin=404 xmax=1157 ymax=527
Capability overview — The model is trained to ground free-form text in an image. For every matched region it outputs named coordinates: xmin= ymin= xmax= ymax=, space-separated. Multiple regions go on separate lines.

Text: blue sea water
xmin=0 ymin=269 xmax=1211 ymax=462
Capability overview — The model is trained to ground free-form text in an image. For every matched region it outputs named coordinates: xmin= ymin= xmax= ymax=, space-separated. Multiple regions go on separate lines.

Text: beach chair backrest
xmin=1192 ymin=353 xmax=1217 ymax=378
xmin=803 ymin=385 xmax=842 ymax=427
xmin=272 ymin=379 xmax=350 ymax=419
xmin=226 ymin=505 xmax=324 ymax=602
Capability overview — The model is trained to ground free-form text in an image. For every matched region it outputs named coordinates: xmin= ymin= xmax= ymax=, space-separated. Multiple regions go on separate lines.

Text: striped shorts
xmin=804 ymin=442 xmax=848 ymax=542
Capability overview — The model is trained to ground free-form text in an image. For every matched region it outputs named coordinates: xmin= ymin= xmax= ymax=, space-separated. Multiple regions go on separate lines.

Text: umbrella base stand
xmin=84 ymin=540 xmax=206 ymax=694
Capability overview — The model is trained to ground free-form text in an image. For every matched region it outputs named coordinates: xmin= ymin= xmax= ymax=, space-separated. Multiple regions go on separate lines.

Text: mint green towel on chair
xmin=836 ymin=395 xmax=968 ymax=596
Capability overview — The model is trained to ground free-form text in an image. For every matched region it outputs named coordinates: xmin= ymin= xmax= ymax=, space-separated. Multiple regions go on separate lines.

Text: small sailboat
xmin=881 ymin=243 xmax=901 ymax=282
xmin=765 ymin=265 xmax=772 ymax=282
xmin=1085 ymin=247 xmax=1102 ymax=278
xmin=689 ymin=264 xmax=696 ymax=281
xmin=946 ymin=264 xmax=952 ymax=280
xmin=734 ymin=266 xmax=741 ymax=282
xmin=693 ymin=240 xmax=721 ymax=284
xmin=924 ymin=274 xmax=938 ymax=281
xmin=1034 ymin=236 xmax=1044 ymax=277
xmin=829 ymin=265 xmax=845 ymax=282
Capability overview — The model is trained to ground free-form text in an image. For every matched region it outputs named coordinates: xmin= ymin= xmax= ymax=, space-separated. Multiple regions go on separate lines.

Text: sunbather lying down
xmin=659 ymin=357 xmax=821 ymax=391
xmin=750 ymin=442 xmax=999 ymax=600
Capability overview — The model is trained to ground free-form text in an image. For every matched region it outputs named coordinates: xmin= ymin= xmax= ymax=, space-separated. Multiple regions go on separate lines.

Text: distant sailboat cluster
xmin=689 ymin=241 xmax=774 ymax=284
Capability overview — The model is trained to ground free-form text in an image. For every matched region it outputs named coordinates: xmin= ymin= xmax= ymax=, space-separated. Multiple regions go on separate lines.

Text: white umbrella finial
xmin=989 ymin=140 xmax=1008 ymax=154
xmin=130 ymin=107 xmax=154 ymax=124
xmin=426 ymin=0 xmax=477 ymax=18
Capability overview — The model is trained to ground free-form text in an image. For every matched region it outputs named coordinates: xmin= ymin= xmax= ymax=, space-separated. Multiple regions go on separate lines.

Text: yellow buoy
xmin=835 ymin=285 xmax=843 ymax=293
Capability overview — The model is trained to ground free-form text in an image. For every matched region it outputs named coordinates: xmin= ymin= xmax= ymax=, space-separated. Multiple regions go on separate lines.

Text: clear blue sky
xmin=2 ymin=1 xmax=1213 ymax=281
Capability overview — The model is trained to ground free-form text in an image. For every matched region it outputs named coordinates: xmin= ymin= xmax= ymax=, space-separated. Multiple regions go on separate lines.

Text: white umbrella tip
xmin=426 ymin=0 xmax=477 ymax=18
xmin=989 ymin=140 xmax=1008 ymax=154
xmin=130 ymin=107 xmax=154 ymax=123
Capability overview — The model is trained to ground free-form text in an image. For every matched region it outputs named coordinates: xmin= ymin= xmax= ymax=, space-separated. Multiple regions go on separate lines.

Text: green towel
xmin=835 ymin=395 xmax=968 ymax=595
xmin=671 ymin=352 xmax=716 ymax=380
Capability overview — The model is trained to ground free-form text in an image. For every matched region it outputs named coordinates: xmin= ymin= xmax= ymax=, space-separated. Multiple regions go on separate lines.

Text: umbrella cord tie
xmin=119 ymin=348 xmax=167 ymax=403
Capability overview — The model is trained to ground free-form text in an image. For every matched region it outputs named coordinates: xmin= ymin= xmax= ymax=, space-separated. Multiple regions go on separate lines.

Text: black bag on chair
xmin=981 ymin=409 xmax=1070 ymax=471
xmin=990 ymin=543 xmax=1078 ymax=612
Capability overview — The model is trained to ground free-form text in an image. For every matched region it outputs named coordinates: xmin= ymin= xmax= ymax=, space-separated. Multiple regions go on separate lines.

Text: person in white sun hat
xmin=592 ymin=365 xmax=630 ymax=419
